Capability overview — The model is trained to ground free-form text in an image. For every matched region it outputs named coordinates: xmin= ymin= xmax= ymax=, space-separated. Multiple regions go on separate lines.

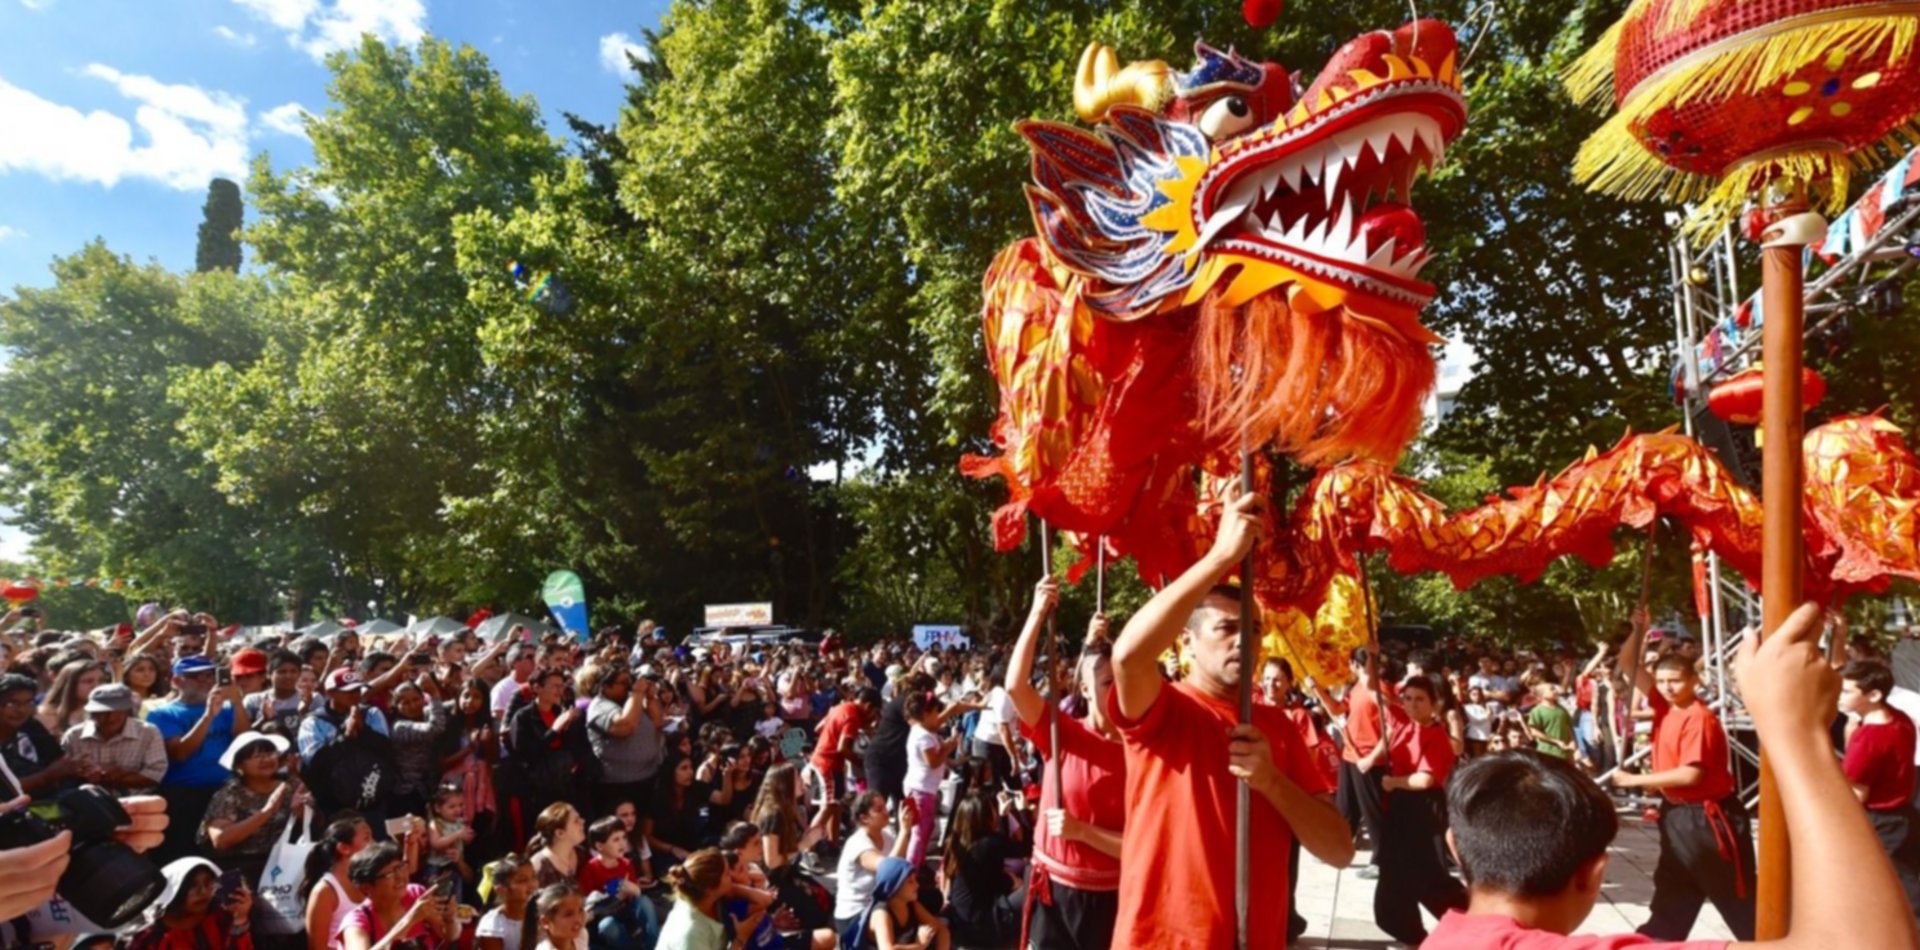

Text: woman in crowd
xmin=476 ymin=854 xmax=536 ymax=950
xmin=746 ymin=761 xmax=834 ymax=932
xmin=658 ymin=848 xmax=730 ymax=950
xmin=37 ymin=658 xmax=104 ymax=733
xmin=519 ymin=883 xmax=589 ymax=950
xmin=302 ymin=815 xmax=374 ymax=950
xmin=387 ymin=680 xmax=449 ymax=820
xmin=121 ymin=651 xmax=168 ymax=709
xmin=862 ymin=672 xmax=932 ymax=802
xmin=1372 ymin=675 xmax=1467 ymax=946
xmin=128 ymin=857 xmax=256 ymax=950
xmin=854 ymin=858 xmax=949 ymax=950
xmin=528 ymin=802 xmax=587 ymax=888
xmin=832 ymin=792 xmax=915 ymax=938
xmin=337 ymin=841 xmax=455 ymax=950
xmin=646 ymin=752 xmax=743 ymax=871
xmin=441 ymin=679 xmax=501 ymax=844
xmin=1461 ymin=685 xmax=1494 ymax=757
xmin=939 ymin=792 xmax=1025 ymax=948
xmin=203 ymin=731 xmax=309 ymax=885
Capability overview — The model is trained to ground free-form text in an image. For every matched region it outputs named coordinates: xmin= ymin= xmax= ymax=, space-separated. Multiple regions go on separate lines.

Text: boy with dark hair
xmin=1373 ymin=674 xmax=1467 ymax=945
xmin=1839 ymin=658 xmax=1920 ymax=919
xmin=1609 ymin=651 xmax=1754 ymax=939
xmin=1427 ymin=602 xmax=1918 ymax=949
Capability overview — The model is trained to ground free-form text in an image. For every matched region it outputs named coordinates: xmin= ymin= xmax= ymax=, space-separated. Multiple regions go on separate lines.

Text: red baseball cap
xmin=324 ymin=668 xmax=366 ymax=692
xmin=230 ymin=649 xmax=268 ymax=677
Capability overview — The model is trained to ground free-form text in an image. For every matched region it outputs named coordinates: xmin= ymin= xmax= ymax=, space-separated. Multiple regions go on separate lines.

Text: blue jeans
xmin=591 ymin=894 xmax=661 ymax=950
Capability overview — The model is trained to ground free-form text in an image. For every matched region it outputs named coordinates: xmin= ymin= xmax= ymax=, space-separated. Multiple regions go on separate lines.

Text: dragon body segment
xmin=965 ymin=20 xmax=1920 ymax=685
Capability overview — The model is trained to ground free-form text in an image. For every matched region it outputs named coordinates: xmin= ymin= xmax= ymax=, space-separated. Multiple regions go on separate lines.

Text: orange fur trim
xmin=1192 ymin=288 xmax=1435 ymax=465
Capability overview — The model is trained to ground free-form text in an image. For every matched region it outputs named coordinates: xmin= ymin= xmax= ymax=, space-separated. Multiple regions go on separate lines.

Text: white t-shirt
xmin=1889 ymin=686 xmax=1920 ymax=765
xmin=972 ymin=686 xmax=1015 ymax=746
xmin=903 ymin=724 xmax=944 ymax=795
xmin=1463 ymin=703 xmax=1494 ymax=741
xmin=833 ymin=826 xmax=896 ymax=920
xmin=476 ymin=908 xmax=523 ymax=950
xmin=491 ymin=673 xmax=528 ymax=719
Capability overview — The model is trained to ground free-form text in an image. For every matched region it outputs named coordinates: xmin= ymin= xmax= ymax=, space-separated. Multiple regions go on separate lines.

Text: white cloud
xmin=261 ymin=102 xmax=310 ymax=139
xmin=0 ymin=66 xmax=249 ymax=191
xmin=19 ymin=0 xmax=54 ymax=10
xmin=598 ymin=32 xmax=651 ymax=80
xmin=233 ymin=0 xmax=427 ymax=61
xmin=0 ymin=225 xmax=21 ymax=241
xmin=213 ymin=25 xmax=259 ymax=47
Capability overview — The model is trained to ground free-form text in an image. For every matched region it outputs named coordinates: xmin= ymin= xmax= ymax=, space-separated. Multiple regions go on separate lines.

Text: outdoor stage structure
xmin=961 ymin=2 xmax=1920 ymax=943
xmin=1666 ymin=139 xmax=1920 ymax=813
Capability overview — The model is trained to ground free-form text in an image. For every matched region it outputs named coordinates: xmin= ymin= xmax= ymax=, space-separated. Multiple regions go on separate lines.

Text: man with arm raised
xmin=1107 ymin=492 xmax=1355 ymax=948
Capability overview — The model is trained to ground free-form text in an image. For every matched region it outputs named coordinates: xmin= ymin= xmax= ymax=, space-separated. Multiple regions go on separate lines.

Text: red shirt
xmin=1423 ymin=910 xmax=1728 ymax=949
xmin=1388 ymin=719 xmax=1457 ymax=789
xmin=1021 ymin=710 xmax=1127 ymax=891
xmin=1649 ymin=692 xmax=1734 ymax=804
xmin=1107 ymin=680 xmax=1333 ymax=949
xmin=578 ymin=855 xmax=638 ymax=896
xmin=1276 ymin=704 xmax=1340 ymax=790
xmin=1344 ymin=684 xmax=1385 ymax=762
xmin=809 ymin=702 xmax=864 ymax=776
xmin=1845 ymin=711 xmax=1918 ymax=812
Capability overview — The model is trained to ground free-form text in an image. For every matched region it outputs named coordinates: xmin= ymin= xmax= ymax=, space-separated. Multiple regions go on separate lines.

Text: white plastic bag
xmin=255 ymin=809 xmax=320 ymax=934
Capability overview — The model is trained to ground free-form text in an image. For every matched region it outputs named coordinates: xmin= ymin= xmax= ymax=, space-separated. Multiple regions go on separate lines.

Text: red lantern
xmin=1243 ymin=0 xmax=1284 ymax=28
xmin=1 ymin=581 xmax=39 ymax=605
xmin=1707 ymin=364 xmax=1827 ymax=426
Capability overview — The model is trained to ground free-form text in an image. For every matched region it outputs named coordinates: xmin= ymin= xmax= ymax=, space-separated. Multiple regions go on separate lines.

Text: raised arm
xmin=1004 ymin=577 xmax=1058 ymax=729
xmin=1112 ymin=493 xmax=1264 ymax=720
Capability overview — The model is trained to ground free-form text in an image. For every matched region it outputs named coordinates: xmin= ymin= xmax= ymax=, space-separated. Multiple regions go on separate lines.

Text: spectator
xmin=577 ymin=815 xmax=660 ymax=949
xmin=387 ymin=680 xmax=449 ymax=819
xmin=121 ymin=652 xmax=168 ymax=710
xmin=968 ymin=665 xmax=1018 ymax=792
xmin=298 ymin=669 xmax=396 ymax=828
xmin=37 ymin=658 xmax=105 ymax=734
xmin=62 ymin=681 xmax=169 ymax=794
xmin=0 ymin=671 xmax=78 ymax=801
xmin=587 ymin=662 xmax=667 ymax=820
xmin=659 ymin=849 xmax=729 ymax=950
xmin=901 ymin=689 xmax=956 ymax=867
xmin=1525 ymin=681 xmax=1577 ymax=760
xmin=202 ymin=731 xmax=310 ymax=885
xmin=645 ymin=752 xmax=743 ymax=871
xmin=338 ymin=841 xmax=455 ymax=950
xmin=939 ymin=791 xmax=1024 ymax=947
xmin=746 ymin=761 xmax=834 ymax=934
xmin=809 ymin=686 xmax=879 ymax=828
xmin=148 ymin=656 xmax=252 ymax=863
xmin=126 ymin=857 xmax=255 ymax=950
xmin=520 ymin=883 xmax=588 ymax=950
xmin=440 ymin=679 xmax=500 ymax=835
xmin=831 ymin=792 xmax=915 ymax=936
xmin=1837 ymin=658 xmax=1920 ymax=920
xmin=529 ymin=802 xmax=587 ymax=888
xmin=475 ymin=854 xmax=535 ymax=950
xmin=301 ymin=816 xmax=374 ymax=950
xmin=244 ymin=651 xmax=310 ymax=739
xmin=506 ymin=669 xmax=595 ymax=843
xmin=491 ymin=647 xmax=538 ymax=724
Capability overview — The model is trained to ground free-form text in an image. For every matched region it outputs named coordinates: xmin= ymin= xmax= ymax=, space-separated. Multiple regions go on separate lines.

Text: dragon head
xmin=1018 ymin=20 xmax=1467 ymax=464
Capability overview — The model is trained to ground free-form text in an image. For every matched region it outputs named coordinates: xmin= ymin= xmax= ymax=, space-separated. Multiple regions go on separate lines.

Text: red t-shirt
xmin=810 ymin=702 xmax=863 ymax=776
xmin=1423 ymin=910 xmax=1728 ymax=949
xmin=1845 ymin=711 xmax=1918 ymax=811
xmin=1021 ymin=710 xmax=1127 ymax=891
xmin=1106 ymin=680 xmax=1334 ymax=949
xmin=1344 ymin=684 xmax=1385 ymax=763
xmin=1649 ymin=692 xmax=1734 ymax=804
xmin=578 ymin=855 xmax=638 ymax=896
xmin=1279 ymin=705 xmax=1340 ymax=790
xmin=1388 ymin=719 xmax=1457 ymax=790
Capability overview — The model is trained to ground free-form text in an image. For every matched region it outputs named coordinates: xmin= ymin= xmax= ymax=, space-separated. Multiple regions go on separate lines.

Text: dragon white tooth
xmin=1366 ymin=237 xmax=1400 ymax=271
xmin=1284 ymin=212 xmax=1311 ymax=245
xmin=1323 ymin=159 xmax=1344 ymax=207
xmin=1196 ymin=187 xmax=1258 ymax=249
xmin=1331 ymin=201 xmax=1355 ymax=252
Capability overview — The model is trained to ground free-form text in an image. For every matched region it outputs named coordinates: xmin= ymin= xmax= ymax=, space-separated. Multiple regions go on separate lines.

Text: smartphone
xmin=431 ymin=871 xmax=459 ymax=901
xmin=213 ymin=867 xmax=246 ymax=907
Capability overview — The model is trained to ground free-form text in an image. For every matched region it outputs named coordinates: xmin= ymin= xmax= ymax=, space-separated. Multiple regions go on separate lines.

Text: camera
xmin=0 ymin=785 xmax=165 ymax=929
xmin=178 ymin=622 xmax=208 ymax=638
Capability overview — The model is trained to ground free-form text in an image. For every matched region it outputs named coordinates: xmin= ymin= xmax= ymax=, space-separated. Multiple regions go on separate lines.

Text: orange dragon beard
xmin=1191 ymin=286 xmax=1436 ymax=467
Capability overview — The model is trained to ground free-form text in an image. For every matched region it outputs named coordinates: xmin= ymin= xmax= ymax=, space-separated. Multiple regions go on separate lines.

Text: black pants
xmin=1025 ymin=880 xmax=1117 ymax=950
xmin=1639 ymin=797 xmax=1757 ymax=941
xmin=1868 ymin=806 xmax=1920 ymax=925
xmin=1372 ymin=789 xmax=1466 ymax=945
xmin=154 ymin=783 xmax=218 ymax=867
xmin=1336 ymin=760 xmax=1388 ymax=866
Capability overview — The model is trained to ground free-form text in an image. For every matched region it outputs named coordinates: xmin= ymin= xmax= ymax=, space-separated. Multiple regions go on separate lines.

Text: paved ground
xmin=1292 ymin=808 xmax=1737 ymax=948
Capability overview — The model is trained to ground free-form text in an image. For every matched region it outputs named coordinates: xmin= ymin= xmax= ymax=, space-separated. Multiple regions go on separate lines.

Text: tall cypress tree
xmin=194 ymin=178 xmax=244 ymax=273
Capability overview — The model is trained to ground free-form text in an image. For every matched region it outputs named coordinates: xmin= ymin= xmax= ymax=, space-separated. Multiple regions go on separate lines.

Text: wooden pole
xmin=1236 ymin=449 xmax=1257 ymax=950
xmin=1039 ymin=522 xmax=1061 ymax=814
xmin=1756 ymin=182 xmax=1812 ymax=939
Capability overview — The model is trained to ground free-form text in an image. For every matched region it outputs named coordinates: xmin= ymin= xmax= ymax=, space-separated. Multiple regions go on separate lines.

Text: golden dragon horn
xmin=1073 ymin=42 xmax=1175 ymax=124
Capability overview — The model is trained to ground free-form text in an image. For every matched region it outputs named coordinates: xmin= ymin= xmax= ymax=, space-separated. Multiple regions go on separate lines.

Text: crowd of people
xmin=0 ymin=499 xmax=1912 ymax=950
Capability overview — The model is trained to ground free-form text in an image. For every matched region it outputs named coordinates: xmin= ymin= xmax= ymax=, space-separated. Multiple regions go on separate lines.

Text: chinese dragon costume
xmin=962 ymin=19 xmax=1920 ymax=685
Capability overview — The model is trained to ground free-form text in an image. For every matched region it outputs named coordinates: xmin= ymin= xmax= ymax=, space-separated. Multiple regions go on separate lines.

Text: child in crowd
xmin=520 ymin=883 xmax=589 ymax=950
xmin=716 ymin=823 xmax=781 ymax=949
xmin=428 ymin=784 xmax=475 ymax=886
xmin=1838 ymin=658 xmax=1920 ymax=921
xmin=1425 ymin=603 xmax=1917 ymax=949
xmin=902 ymin=689 xmax=959 ymax=867
xmin=1525 ymin=681 xmax=1576 ymax=760
xmin=755 ymin=701 xmax=785 ymax=741
xmin=579 ymin=815 xmax=662 ymax=950
xmin=477 ymin=855 xmax=536 ymax=950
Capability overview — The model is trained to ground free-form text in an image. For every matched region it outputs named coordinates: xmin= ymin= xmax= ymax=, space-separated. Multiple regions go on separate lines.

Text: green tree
xmin=194 ymin=178 xmax=245 ymax=273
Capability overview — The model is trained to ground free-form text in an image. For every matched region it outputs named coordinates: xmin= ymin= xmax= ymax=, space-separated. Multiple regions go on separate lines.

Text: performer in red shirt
xmin=1839 ymin=658 xmax=1920 ymax=921
xmin=1425 ymin=602 xmax=1917 ymax=950
xmin=1106 ymin=493 xmax=1353 ymax=948
xmin=1325 ymin=647 xmax=1403 ymax=879
xmin=1005 ymin=576 xmax=1127 ymax=950
xmin=1260 ymin=656 xmax=1340 ymax=943
xmin=1609 ymin=651 xmax=1754 ymax=940
xmin=1374 ymin=674 xmax=1467 ymax=944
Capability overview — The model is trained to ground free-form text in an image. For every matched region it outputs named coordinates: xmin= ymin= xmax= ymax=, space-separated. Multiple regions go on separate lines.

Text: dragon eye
xmin=1199 ymin=96 xmax=1256 ymax=140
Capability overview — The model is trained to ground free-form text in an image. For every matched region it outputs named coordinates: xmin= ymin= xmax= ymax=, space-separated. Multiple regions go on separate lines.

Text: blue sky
xmin=0 ymin=0 xmax=669 ymax=295
xmin=0 ymin=0 xmax=670 ymax=560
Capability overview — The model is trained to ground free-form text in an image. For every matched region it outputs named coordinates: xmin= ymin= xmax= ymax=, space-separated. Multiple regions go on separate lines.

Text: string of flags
xmin=1 ymin=577 xmax=139 ymax=593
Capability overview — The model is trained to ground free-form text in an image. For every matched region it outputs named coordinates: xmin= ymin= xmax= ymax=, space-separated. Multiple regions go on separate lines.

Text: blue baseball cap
xmin=172 ymin=655 xmax=216 ymax=676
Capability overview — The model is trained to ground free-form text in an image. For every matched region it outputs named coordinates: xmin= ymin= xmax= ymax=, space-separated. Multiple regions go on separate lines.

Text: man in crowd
xmin=0 ymin=672 xmax=77 ymax=800
xmin=1427 ymin=602 xmax=1917 ymax=949
xmin=1610 ymin=644 xmax=1755 ymax=940
xmin=490 ymin=641 xmax=538 ymax=723
xmin=1108 ymin=492 xmax=1353 ymax=947
xmin=147 ymin=654 xmax=250 ymax=864
xmin=1838 ymin=658 xmax=1920 ymax=919
xmin=299 ymin=668 xmax=397 ymax=830
xmin=61 ymin=682 xmax=167 ymax=795
xmin=588 ymin=661 xmax=668 ymax=817
xmin=242 ymin=649 xmax=309 ymax=737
